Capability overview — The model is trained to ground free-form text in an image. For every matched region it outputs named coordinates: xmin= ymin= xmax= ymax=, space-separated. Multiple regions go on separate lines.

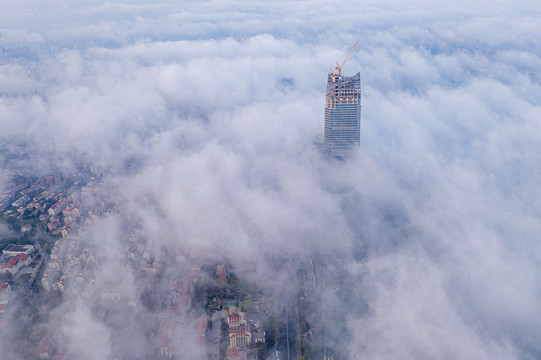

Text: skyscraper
xmin=324 ymin=72 xmax=361 ymax=159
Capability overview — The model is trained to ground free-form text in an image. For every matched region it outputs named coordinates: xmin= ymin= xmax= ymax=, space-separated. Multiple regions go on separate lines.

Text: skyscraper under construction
xmin=324 ymin=72 xmax=361 ymax=159
xmin=324 ymin=43 xmax=361 ymax=159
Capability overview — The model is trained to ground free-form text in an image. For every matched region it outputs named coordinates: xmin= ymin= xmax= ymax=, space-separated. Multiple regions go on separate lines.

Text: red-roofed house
xmin=0 ymin=253 xmax=31 ymax=275
xmin=62 ymin=202 xmax=80 ymax=218
xmin=228 ymin=349 xmax=238 ymax=357
xmin=227 ymin=314 xmax=241 ymax=327
xmin=196 ymin=316 xmax=207 ymax=344
xmin=48 ymin=198 xmax=70 ymax=216
xmin=217 ymin=264 xmax=226 ymax=281
xmin=47 ymin=221 xmax=60 ymax=232
xmin=0 ymin=282 xmax=10 ymax=294
xmin=38 ymin=336 xmax=55 ymax=359
xmin=0 ymin=282 xmax=11 ymax=313
xmin=54 ymin=347 xmax=68 ymax=360
xmin=175 ymin=249 xmax=186 ymax=263
xmin=229 ymin=324 xmax=252 ymax=349
xmin=227 ymin=348 xmax=247 ymax=360
xmin=227 ymin=312 xmax=246 ymax=327
xmin=158 ymin=321 xmax=180 ymax=359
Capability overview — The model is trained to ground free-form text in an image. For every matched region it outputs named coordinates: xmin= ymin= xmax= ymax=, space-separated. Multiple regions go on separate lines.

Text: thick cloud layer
xmin=1 ymin=0 xmax=541 ymax=359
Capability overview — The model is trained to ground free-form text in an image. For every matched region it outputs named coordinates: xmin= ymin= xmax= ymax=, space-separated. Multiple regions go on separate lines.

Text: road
xmin=278 ymin=258 xmax=297 ymax=360
xmin=33 ymin=235 xmax=47 ymax=260
xmin=209 ymin=311 xmax=221 ymax=360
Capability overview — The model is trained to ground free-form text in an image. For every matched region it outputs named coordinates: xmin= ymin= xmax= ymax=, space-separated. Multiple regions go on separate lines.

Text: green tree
xmin=241 ymin=299 xmax=253 ymax=312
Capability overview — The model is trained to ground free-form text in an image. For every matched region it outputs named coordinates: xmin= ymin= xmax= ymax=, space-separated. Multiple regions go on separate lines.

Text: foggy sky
xmin=1 ymin=0 xmax=541 ymax=359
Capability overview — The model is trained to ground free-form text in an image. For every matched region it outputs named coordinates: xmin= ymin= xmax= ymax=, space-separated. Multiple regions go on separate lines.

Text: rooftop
xmin=38 ymin=336 xmax=54 ymax=354
xmin=3 ymin=244 xmax=33 ymax=254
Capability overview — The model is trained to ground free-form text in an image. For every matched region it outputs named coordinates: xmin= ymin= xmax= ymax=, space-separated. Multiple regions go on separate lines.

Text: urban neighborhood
xmin=0 ymin=167 xmax=333 ymax=360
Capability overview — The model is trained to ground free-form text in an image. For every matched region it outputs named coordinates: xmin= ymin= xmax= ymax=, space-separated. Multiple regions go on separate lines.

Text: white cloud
xmin=1 ymin=0 xmax=541 ymax=359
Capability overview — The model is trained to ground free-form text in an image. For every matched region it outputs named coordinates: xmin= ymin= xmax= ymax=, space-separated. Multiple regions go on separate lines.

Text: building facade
xmin=2 ymin=244 xmax=34 ymax=257
xmin=324 ymin=72 xmax=361 ymax=159
xmin=0 ymin=253 xmax=32 ymax=275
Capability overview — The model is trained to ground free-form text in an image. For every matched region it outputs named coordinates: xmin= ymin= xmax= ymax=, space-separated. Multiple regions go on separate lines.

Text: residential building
xmin=62 ymin=202 xmax=80 ymax=218
xmin=12 ymin=195 xmax=30 ymax=208
xmin=54 ymin=348 xmax=68 ymax=360
xmin=0 ymin=282 xmax=11 ymax=313
xmin=228 ymin=314 xmax=241 ymax=327
xmin=158 ymin=320 xmax=180 ymax=359
xmin=48 ymin=198 xmax=70 ymax=216
xmin=38 ymin=336 xmax=55 ymax=359
xmin=227 ymin=348 xmax=247 ymax=360
xmin=217 ymin=264 xmax=226 ymax=281
xmin=0 ymin=282 xmax=12 ymax=295
xmin=0 ymin=253 xmax=32 ymax=275
xmin=42 ymin=273 xmax=51 ymax=291
xmin=229 ymin=323 xmax=251 ymax=349
xmin=227 ymin=313 xmax=247 ymax=327
xmin=2 ymin=244 xmax=34 ymax=257
xmin=48 ymin=221 xmax=60 ymax=232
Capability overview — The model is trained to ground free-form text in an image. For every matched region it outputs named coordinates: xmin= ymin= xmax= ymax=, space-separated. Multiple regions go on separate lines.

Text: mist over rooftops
xmin=0 ymin=0 xmax=540 ymax=359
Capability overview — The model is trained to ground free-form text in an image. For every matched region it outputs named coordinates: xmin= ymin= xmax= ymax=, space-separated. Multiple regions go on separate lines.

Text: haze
xmin=1 ymin=0 xmax=541 ymax=359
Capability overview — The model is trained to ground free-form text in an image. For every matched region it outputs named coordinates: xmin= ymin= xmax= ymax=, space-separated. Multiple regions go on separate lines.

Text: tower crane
xmin=331 ymin=42 xmax=358 ymax=77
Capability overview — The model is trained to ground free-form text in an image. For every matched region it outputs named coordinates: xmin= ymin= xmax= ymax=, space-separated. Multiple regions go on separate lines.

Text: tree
xmin=140 ymin=288 xmax=156 ymax=312
xmin=241 ymin=299 xmax=254 ymax=313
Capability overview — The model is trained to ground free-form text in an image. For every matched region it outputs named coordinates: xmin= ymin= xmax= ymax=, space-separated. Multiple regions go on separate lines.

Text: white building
xmin=0 ymin=253 xmax=32 ymax=275
xmin=2 ymin=244 xmax=34 ymax=257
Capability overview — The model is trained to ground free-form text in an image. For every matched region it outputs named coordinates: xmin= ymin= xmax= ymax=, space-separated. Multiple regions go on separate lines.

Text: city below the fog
xmin=0 ymin=57 xmax=364 ymax=359
xmin=0 ymin=158 xmax=351 ymax=360
xmin=0 ymin=51 xmax=364 ymax=358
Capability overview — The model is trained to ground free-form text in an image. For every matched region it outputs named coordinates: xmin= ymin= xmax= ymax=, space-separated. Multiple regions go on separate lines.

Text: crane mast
xmin=331 ymin=42 xmax=358 ymax=77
